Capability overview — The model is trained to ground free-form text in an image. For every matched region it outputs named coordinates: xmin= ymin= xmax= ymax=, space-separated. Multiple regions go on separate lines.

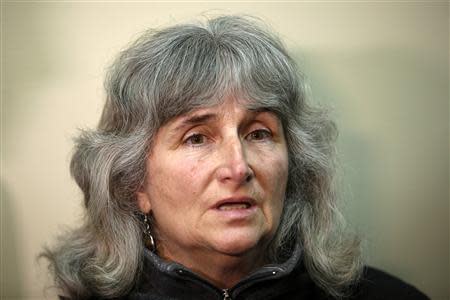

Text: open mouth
xmin=217 ymin=202 xmax=252 ymax=211
xmin=214 ymin=197 xmax=255 ymax=211
xmin=212 ymin=197 xmax=257 ymax=218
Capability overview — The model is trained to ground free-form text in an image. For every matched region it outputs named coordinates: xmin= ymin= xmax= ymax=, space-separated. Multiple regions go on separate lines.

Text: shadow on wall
xmin=4 ymin=3 xmax=62 ymax=160
xmin=291 ymin=45 xmax=448 ymax=300
xmin=3 ymin=4 xmax=65 ymax=298
xmin=291 ymin=48 xmax=379 ymax=259
xmin=1 ymin=181 xmax=24 ymax=297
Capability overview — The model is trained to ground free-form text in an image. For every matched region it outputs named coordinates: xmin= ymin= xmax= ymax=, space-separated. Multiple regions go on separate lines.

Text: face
xmin=137 ymin=97 xmax=289 ymax=262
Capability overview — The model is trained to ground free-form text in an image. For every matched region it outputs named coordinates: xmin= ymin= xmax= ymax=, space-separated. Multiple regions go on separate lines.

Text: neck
xmin=158 ymin=243 xmax=268 ymax=289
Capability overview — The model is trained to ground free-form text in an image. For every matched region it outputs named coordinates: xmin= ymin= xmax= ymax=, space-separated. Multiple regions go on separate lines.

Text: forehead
xmin=166 ymin=97 xmax=280 ymax=128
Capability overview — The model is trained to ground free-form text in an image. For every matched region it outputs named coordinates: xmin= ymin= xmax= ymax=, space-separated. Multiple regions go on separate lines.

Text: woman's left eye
xmin=246 ymin=129 xmax=272 ymax=141
xmin=184 ymin=133 xmax=207 ymax=146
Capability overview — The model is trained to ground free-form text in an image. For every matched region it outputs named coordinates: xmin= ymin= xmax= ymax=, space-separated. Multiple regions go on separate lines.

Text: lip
xmin=212 ymin=196 xmax=257 ymax=210
xmin=211 ymin=196 xmax=258 ymax=219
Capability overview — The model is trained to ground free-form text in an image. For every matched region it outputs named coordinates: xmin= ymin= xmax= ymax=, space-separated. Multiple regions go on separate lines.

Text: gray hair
xmin=42 ymin=15 xmax=362 ymax=299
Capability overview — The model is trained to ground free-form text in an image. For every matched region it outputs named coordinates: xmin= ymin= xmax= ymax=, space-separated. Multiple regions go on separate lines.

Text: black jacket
xmin=125 ymin=245 xmax=429 ymax=300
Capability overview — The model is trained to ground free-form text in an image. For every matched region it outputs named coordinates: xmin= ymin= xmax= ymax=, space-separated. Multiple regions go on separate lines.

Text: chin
xmin=211 ymin=230 xmax=267 ymax=256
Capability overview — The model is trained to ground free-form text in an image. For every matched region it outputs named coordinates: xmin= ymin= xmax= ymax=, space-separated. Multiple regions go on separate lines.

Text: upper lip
xmin=213 ymin=196 xmax=256 ymax=209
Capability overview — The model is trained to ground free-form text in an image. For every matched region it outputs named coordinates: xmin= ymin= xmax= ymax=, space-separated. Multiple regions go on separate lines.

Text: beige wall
xmin=1 ymin=2 xmax=448 ymax=299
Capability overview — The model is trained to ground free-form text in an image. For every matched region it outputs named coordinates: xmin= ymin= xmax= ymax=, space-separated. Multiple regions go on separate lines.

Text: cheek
xmin=254 ymin=148 xmax=289 ymax=189
xmin=250 ymin=147 xmax=288 ymax=205
xmin=265 ymin=151 xmax=289 ymax=211
xmin=146 ymin=155 xmax=206 ymax=210
xmin=270 ymin=159 xmax=288 ymax=233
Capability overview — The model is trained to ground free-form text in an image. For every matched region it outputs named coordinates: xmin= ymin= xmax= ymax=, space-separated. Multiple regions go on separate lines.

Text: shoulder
xmin=350 ymin=266 xmax=430 ymax=300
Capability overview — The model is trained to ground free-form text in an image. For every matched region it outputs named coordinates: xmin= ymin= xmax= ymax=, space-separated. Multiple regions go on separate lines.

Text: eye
xmin=184 ymin=133 xmax=207 ymax=146
xmin=246 ymin=129 xmax=272 ymax=141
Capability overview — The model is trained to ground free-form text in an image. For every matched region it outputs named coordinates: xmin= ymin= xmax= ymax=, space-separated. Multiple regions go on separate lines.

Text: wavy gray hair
xmin=42 ymin=15 xmax=362 ymax=299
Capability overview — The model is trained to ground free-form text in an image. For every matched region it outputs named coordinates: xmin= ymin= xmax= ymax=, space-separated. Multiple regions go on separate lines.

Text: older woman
xmin=43 ymin=15 xmax=428 ymax=300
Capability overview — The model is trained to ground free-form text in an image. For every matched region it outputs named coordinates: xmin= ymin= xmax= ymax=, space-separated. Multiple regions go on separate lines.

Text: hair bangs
xmin=148 ymin=29 xmax=298 ymax=129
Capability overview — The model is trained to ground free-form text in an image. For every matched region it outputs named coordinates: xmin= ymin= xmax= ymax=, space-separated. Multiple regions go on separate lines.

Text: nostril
xmin=244 ymin=168 xmax=254 ymax=182
xmin=216 ymin=163 xmax=254 ymax=185
xmin=216 ymin=139 xmax=254 ymax=184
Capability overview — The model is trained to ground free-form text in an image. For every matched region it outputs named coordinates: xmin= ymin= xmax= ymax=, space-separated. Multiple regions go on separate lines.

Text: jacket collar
xmin=136 ymin=243 xmax=303 ymax=299
xmin=144 ymin=242 xmax=302 ymax=280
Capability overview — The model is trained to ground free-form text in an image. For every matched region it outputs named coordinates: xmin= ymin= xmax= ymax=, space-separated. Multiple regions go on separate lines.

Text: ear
xmin=136 ymin=190 xmax=152 ymax=214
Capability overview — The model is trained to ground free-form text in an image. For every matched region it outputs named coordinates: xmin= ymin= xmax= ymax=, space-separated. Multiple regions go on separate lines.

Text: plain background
xmin=1 ymin=1 xmax=449 ymax=299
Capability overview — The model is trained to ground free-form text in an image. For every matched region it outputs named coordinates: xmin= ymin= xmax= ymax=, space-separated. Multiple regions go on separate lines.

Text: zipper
xmin=175 ymin=266 xmax=282 ymax=299
xmin=228 ymin=266 xmax=283 ymax=296
xmin=175 ymin=268 xmax=230 ymax=299
xmin=222 ymin=288 xmax=232 ymax=300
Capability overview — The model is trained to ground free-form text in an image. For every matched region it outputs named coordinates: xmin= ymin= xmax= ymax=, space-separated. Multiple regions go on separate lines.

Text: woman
xmin=43 ymin=15 xmax=428 ymax=299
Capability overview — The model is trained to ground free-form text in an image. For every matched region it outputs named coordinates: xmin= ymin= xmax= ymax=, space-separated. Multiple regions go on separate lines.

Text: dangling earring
xmin=143 ymin=214 xmax=156 ymax=252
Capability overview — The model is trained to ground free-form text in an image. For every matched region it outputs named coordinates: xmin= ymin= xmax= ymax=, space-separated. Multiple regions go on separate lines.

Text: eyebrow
xmin=171 ymin=113 xmax=219 ymax=133
xmin=169 ymin=108 xmax=278 ymax=135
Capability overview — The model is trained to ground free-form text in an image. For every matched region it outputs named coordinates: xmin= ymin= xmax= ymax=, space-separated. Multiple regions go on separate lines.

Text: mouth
xmin=214 ymin=197 xmax=256 ymax=211
xmin=218 ymin=202 xmax=251 ymax=211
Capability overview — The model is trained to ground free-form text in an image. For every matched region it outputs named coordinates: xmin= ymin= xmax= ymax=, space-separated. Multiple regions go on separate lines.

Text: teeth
xmin=218 ymin=203 xmax=250 ymax=210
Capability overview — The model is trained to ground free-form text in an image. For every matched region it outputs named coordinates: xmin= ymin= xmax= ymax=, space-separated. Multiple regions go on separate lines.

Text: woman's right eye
xmin=184 ymin=133 xmax=207 ymax=146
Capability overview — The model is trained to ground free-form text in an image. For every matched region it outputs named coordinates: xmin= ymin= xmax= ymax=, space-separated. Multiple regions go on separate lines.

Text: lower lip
xmin=213 ymin=205 xmax=258 ymax=219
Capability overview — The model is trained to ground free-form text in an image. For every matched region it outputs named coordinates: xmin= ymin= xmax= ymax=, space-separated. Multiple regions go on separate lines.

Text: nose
xmin=216 ymin=135 xmax=254 ymax=186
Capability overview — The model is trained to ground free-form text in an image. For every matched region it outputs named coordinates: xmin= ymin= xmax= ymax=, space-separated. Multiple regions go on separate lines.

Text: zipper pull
xmin=222 ymin=289 xmax=232 ymax=300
